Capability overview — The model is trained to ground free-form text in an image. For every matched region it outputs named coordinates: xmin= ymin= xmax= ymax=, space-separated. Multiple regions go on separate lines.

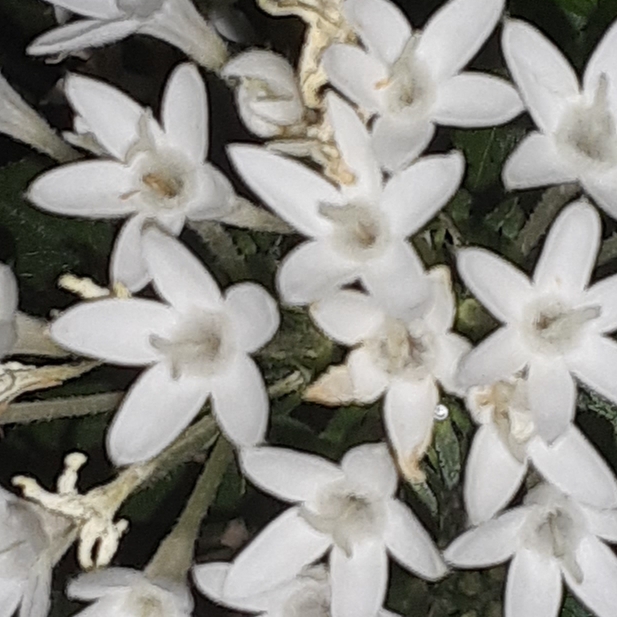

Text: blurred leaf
xmin=551 ymin=0 xmax=597 ymax=19
xmin=434 ymin=419 xmax=461 ymax=489
xmin=561 ymin=594 xmax=592 ymax=616
xmin=213 ymin=457 xmax=246 ymax=513
xmin=485 ymin=197 xmax=525 ymax=240
xmin=320 ymin=405 xmax=371 ymax=447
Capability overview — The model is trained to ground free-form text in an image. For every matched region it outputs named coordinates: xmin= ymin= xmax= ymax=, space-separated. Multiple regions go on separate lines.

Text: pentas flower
xmin=311 ymin=266 xmax=470 ymax=480
xmin=195 ymin=563 xmax=400 ymax=617
xmin=322 ymin=0 xmax=523 ymax=171
xmin=223 ymin=443 xmax=447 ymax=617
xmin=28 ymin=63 xmax=234 ymax=292
xmin=50 ymin=228 xmax=279 ymax=465
xmin=465 ymin=376 xmax=617 ymax=524
xmin=68 ymin=568 xmax=192 ymax=617
xmin=502 ymin=19 xmax=617 ymax=217
xmin=457 ymin=200 xmax=617 ymax=444
xmin=221 ymin=50 xmax=304 ymax=138
xmin=229 ymin=92 xmax=464 ymax=306
xmin=445 ymin=483 xmax=617 ymax=617
xmin=27 ymin=0 xmax=228 ymax=71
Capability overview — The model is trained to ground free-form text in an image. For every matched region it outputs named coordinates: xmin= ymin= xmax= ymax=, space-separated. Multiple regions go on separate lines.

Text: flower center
xmin=556 ymin=75 xmax=617 ymax=169
xmin=283 ymin=577 xmax=331 ymax=617
xmin=116 ymin=0 xmax=164 ymax=18
xmin=150 ymin=311 xmax=231 ymax=379
xmin=301 ymin=481 xmax=385 ymax=555
xmin=319 ymin=203 xmax=389 ymax=262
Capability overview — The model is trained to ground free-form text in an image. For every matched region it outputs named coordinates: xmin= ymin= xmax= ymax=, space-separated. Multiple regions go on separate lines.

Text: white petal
xmin=326 ymin=93 xmax=382 ymax=203
xmin=533 ymin=201 xmax=600 ymax=294
xmin=27 ymin=18 xmax=140 ymax=57
xmin=210 ymin=355 xmax=268 ymax=447
xmin=416 ymin=0 xmax=504 ymax=82
xmin=142 ymin=227 xmax=223 ymax=312
xmin=65 ymin=72 xmax=144 ymax=160
xmin=582 ymin=168 xmax=617 ymax=220
xmin=107 ymin=363 xmax=209 ymax=465
xmin=464 ymin=424 xmax=527 ymax=524
xmin=433 ymin=333 xmax=472 ymax=396
xmin=20 ymin=567 xmax=52 ymax=617
xmin=162 ymin=63 xmax=208 ymax=163
xmin=186 ymin=164 xmax=235 ymax=221
xmin=330 ymin=542 xmax=388 ymax=617
xmin=581 ymin=506 xmax=617 ymax=543
xmin=444 ymin=508 xmax=527 ymax=567
xmin=68 ymin=568 xmax=144 ymax=600
xmin=527 ymin=356 xmax=575 ymax=444
xmin=341 ymin=442 xmax=398 ymax=498
xmin=51 ymin=298 xmax=173 ymax=365
xmin=502 ymin=19 xmax=580 ymax=134
xmin=457 ymin=327 xmax=528 ymax=387
xmin=505 ymin=549 xmax=562 ymax=617
xmin=224 ymin=283 xmax=279 ymax=353
xmin=310 ymin=290 xmax=383 ymax=346
xmin=221 ymin=50 xmax=297 ymax=95
xmin=434 ymin=73 xmax=523 ymax=126
xmin=586 ymin=275 xmax=617 ymax=333
xmin=46 ymin=0 xmax=122 ymax=19
xmin=27 ymin=161 xmax=136 ymax=218
xmin=583 ymin=19 xmax=617 ymax=101
xmin=566 ymin=535 xmax=617 ymax=617
xmin=384 ymin=499 xmax=447 ymax=580
xmin=321 ymin=45 xmax=388 ymax=113
xmin=383 ymin=378 xmax=438 ymax=471
xmin=0 ymin=265 xmax=17 ymax=322
xmin=347 ymin=347 xmax=390 ymax=402
xmin=344 ymin=0 xmax=412 ymax=65
xmin=0 ymin=584 xmax=24 ymax=617
xmin=381 ymin=152 xmax=464 ymax=237
xmin=567 ymin=334 xmax=617 ymax=407
xmin=240 ymin=447 xmax=343 ymax=503
xmin=529 ymin=426 xmax=617 ymax=509
xmin=457 ymin=248 xmax=534 ymax=322
xmin=371 ymin=115 xmax=435 ymax=173
xmin=503 ymin=132 xmax=577 ymax=189
xmin=423 ymin=265 xmax=456 ymax=333
xmin=110 ymin=216 xmax=151 ymax=293
xmin=228 ymin=145 xmax=339 ymax=237
xmin=223 ymin=507 xmax=331 ymax=598
xmin=277 ymin=240 xmax=357 ymax=306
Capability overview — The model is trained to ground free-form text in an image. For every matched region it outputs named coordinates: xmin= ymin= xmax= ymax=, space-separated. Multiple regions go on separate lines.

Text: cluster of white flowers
xmin=0 ymin=0 xmax=616 ymax=615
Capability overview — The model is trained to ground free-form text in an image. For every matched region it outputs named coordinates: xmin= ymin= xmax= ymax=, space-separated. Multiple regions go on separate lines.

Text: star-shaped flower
xmin=229 ymin=92 xmax=464 ymax=306
xmin=322 ymin=0 xmax=523 ymax=171
xmin=311 ymin=266 xmax=470 ymax=480
xmin=50 ymin=228 xmax=279 ymax=465
xmin=28 ymin=63 xmax=235 ymax=292
xmin=445 ymin=483 xmax=617 ymax=617
xmin=457 ymin=200 xmax=617 ymax=443
xmin=464 ymin=376 xmax=617 ymax=524
xmin=223 ymin=443 xmax=446 ymax=617
xmin=68 ymin=568 xmax=193 ymax=617
xmin=27 ymin=0 xmax=228 ymax=71
xmin=502 ymin=19 xmax=617 ymax=218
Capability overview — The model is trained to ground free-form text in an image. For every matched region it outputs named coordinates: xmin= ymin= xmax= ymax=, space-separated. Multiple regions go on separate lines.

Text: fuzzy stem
xmin=145 ymin=436 xmax=233 ymax=582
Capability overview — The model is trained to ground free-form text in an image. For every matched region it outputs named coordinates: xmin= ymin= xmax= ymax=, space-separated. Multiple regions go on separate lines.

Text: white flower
xmin=27 ymin=0 xmax=228 ymax=71
xmin=221 ymin=50 xmax=304 ymax=138
xmin=0 ymin=486 xmax=74 ymax=617
xmin=28 ymin=63 xmax=235 ymax=292
xmin=465 ymin=376 xmax=617 ymax=524
xmin=194 ymin=562 xmax=400 ymax=617
xmin=222 ymin=443 xmax=447 ymax=617
xmin=457 ymin=200 xmax=617 ymax=444
xmin=445 ymin=483 xmax=617 ymax=617
xmin=0 ymin=264 xmax=18 ymax=359
xmin=229 ymin=92 xmax=464 ymax=306
xmin=502 ymin=19 xmax=617 ymax=218
xmin=50 ymin=228 xmax=279 ymax=465
xmin=68 ymin=568 xmax=192 ymax=617
xmin=311 ymin=266 xmax=470 ymax=480
xmin=322 ymin=0 xmax=523 ymax=171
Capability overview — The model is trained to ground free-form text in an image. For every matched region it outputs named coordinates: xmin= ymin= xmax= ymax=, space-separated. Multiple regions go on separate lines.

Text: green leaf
xmin=485 ymin=197 xmax=525 ymax=241
xmin=551 ymin=0 xmax=597 ymax=19
xmin=452 ymin=127 xmax=526 ymax=192
xmin=561 ymin=594 xmax=592 ymax=617
xmin=434 ymin=419 xmax=461 ymax=489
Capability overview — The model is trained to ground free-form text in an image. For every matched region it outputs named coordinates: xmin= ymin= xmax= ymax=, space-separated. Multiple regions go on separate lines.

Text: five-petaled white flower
xmin=457 ymin=200 xmax=617 ymax=443
xmin=464 ymin=376 xmax=617 ymax=524
xmin=445 ymin=483 xmax=617 ymax=617
xmin=322 ymin=0 xmax=523 ymax=171
xmin=502 ymin=19 xmax=617 ymax=218
xmin=194 ymin=563 xmax=400 ymax=617
xmin=223 ymin=443 xmax=447 ymax=617
xmin=50 ymin=228 xmax=279 ymax=465
xmin=68 ymin=568 xmax=192 ymax=617
xmin=311 ymin=266 xmax=470 ymax=480
xmin=229 ymin=92 xmax=464 ymax=306
xmin=27 ymin=0 xmax=227 ymax=70
xmin=28 ymin=63 xmax=235 ymax=292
